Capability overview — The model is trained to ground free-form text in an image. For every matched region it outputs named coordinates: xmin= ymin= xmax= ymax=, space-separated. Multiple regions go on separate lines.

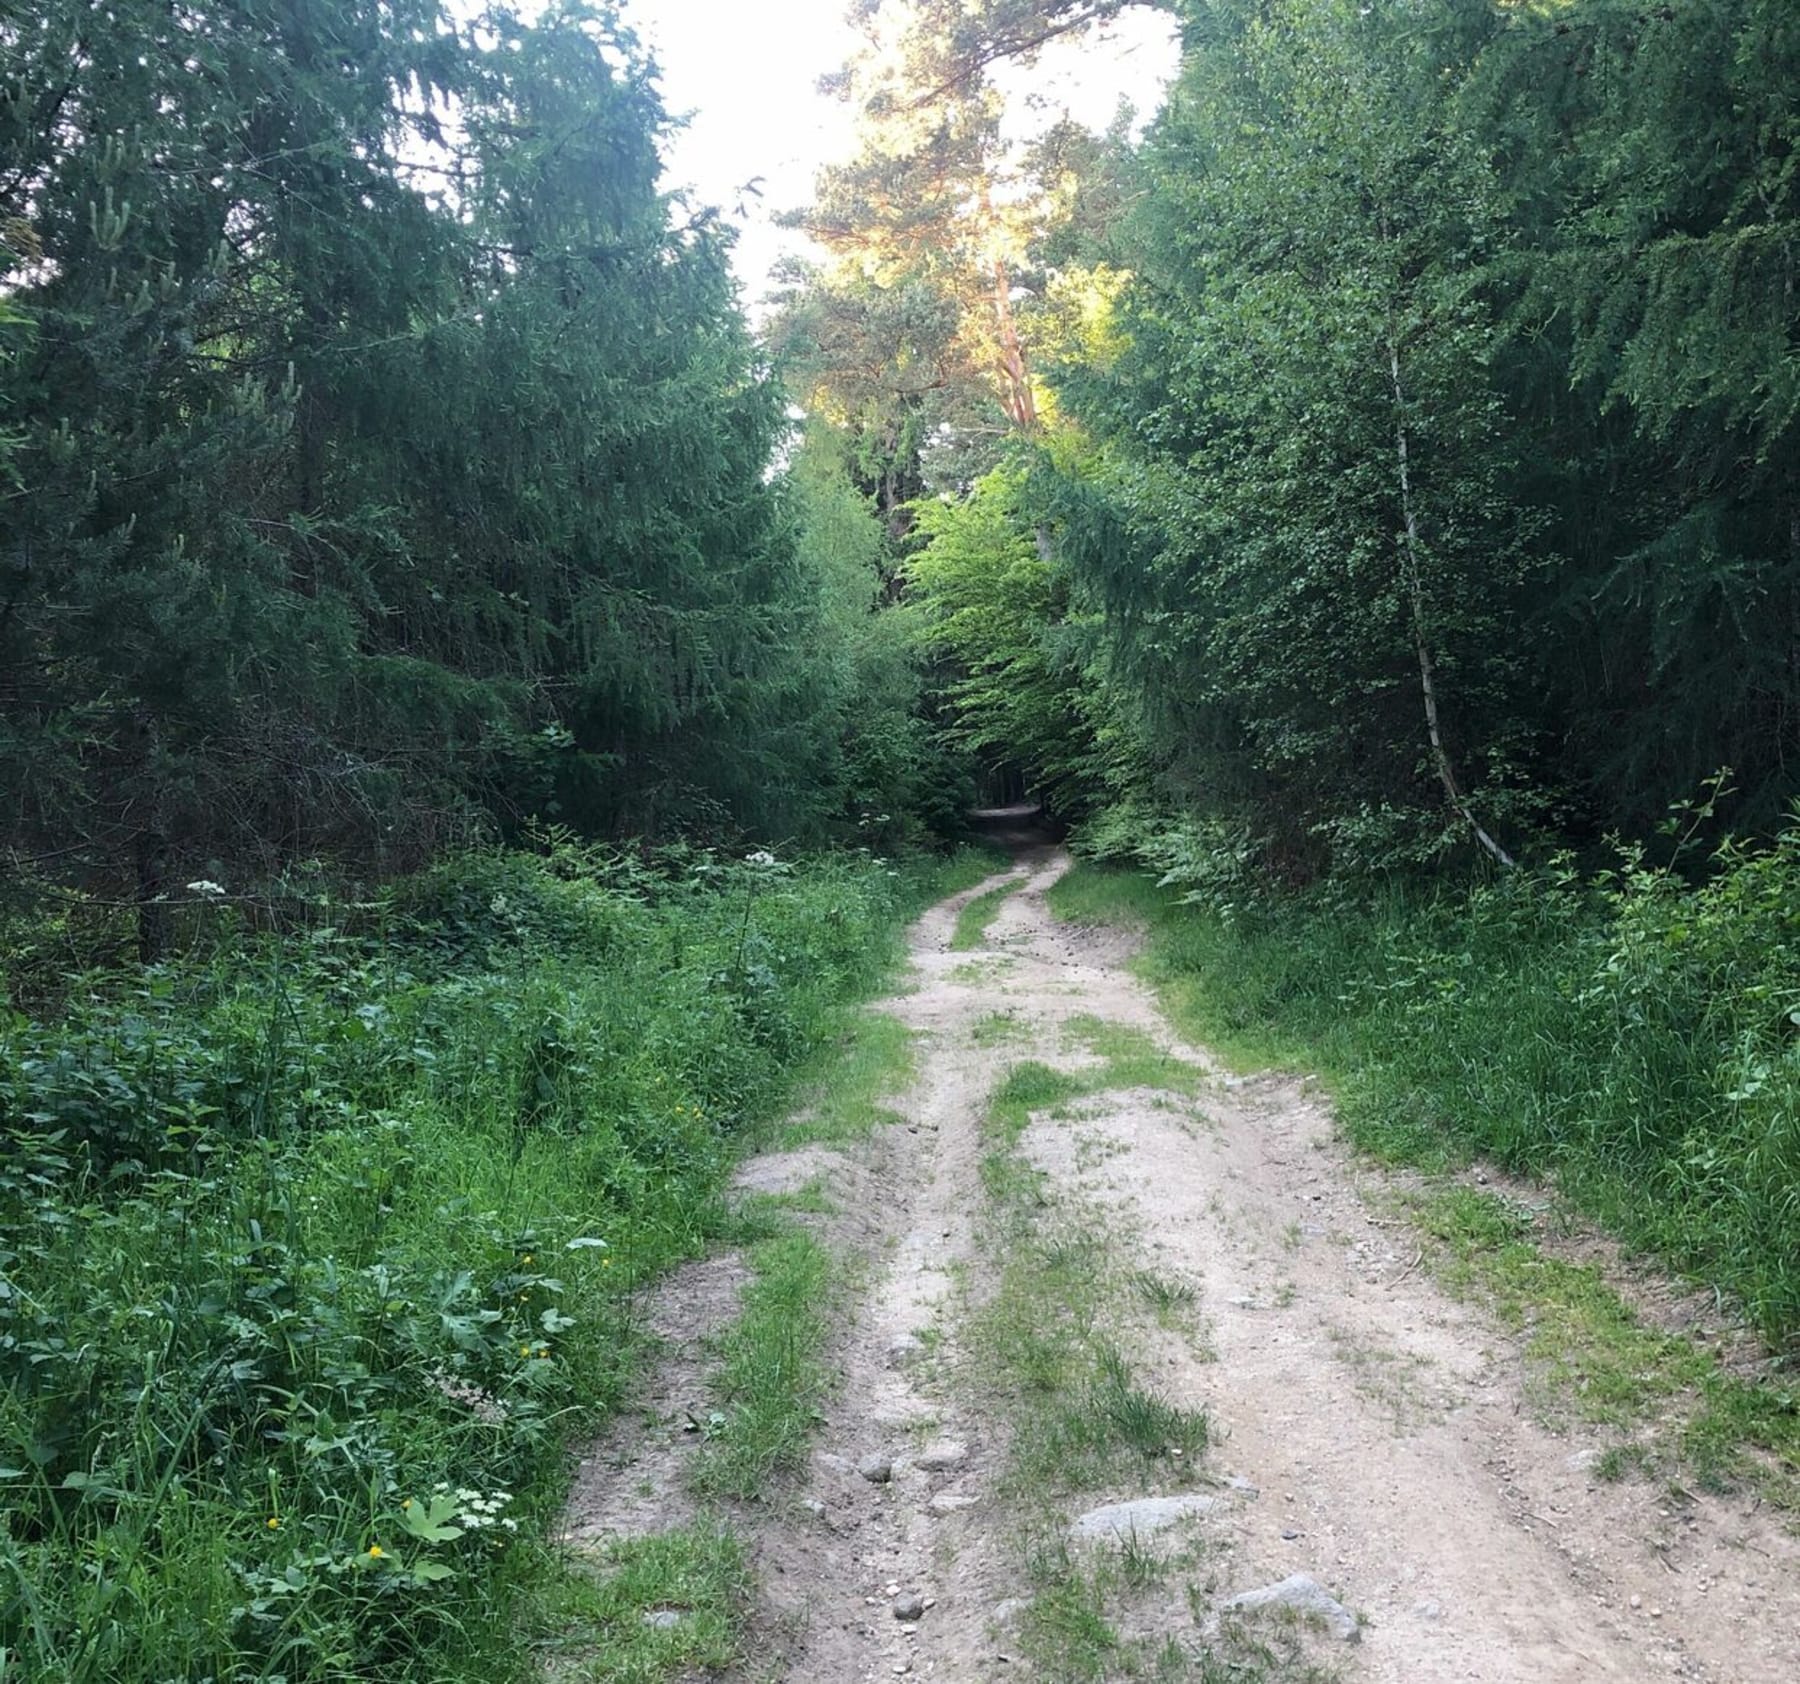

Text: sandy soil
xmin=568 ymin=842 xmax=1800 ymax=1682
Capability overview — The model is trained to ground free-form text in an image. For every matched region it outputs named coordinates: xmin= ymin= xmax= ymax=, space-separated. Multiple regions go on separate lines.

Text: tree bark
xmin=990 ymin=256 xmax=1037 ymax=433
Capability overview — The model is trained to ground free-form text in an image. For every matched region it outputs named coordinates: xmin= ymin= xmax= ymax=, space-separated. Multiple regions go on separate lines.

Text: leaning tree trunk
xmin=1386 ymin=337 xmax=1515 ymax=870
xmin=990 ymin=255 xmax=1038 ymax=434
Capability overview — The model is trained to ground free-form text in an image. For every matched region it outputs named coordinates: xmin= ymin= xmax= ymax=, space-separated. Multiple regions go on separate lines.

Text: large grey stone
xmin=1221 ymin=1574 xmax=1360 ymax=1643
xmin=1068 ymin=1494 xmax=1221 ymax=1545
xmin=915 ymin=1438 xmax=968 ymax=1472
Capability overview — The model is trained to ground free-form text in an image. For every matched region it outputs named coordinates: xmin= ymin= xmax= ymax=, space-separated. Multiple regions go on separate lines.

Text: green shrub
xmin=0 ymin=843 xmax=974 ymax=1682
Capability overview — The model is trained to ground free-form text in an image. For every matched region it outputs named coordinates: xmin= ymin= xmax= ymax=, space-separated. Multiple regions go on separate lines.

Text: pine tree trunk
xmin=990 ymin=257 xmax=1037 ymax=433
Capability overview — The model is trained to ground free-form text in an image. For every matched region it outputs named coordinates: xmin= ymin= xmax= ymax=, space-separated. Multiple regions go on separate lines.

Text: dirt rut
xmin=584 ymin=846 xmax=1800 ymax=1682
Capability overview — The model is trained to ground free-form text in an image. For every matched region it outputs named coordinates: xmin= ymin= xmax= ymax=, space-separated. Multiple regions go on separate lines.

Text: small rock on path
xmin=1220 ymin=1573 xmax=1360 ymax=1643
xmin=1068 ymin=1493 xmax=1222 ymax=1545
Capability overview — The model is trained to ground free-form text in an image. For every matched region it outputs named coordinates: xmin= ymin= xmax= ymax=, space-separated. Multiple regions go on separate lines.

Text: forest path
xmin=583 ymin=842 xmax=1800 ymax=1682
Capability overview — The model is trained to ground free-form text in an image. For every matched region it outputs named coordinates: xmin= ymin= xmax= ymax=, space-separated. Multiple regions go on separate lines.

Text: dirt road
xmin=572 ymin=845 xmax=1800 ymax=1682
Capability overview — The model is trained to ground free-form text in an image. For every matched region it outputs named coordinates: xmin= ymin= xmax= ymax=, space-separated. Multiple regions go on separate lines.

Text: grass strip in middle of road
xmin=951 ymin=875 xmax=1027 ymax=950
xmin=968 ymin=1034 xmax=1258 ymax=1680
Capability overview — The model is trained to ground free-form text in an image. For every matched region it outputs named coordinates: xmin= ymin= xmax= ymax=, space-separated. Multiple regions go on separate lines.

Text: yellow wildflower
xmin=367 ymin=1545 xmax=384 ymax=1559
xmin=265 ymin=1517 xmax=280 ymax=1530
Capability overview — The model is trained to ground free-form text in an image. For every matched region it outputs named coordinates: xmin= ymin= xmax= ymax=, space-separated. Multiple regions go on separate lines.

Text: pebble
xmin=1414 ymin=1599 xmax=1443 ymax=1622
xmin=1281 ymin=1529 xmax=1301 ymax=1540
xmin=860 ymin=1454 xmax=894 ymax=1484
xmin=804 ymin=1499 xmax=826 ymax=1519
xmin=894 ymin=1592 xmax=926 ymax=1621
xmin=641 ymin=1610 xmax=683 ymax=1630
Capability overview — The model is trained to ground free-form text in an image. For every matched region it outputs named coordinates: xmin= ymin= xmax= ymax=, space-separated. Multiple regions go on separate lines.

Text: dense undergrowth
xmin=0 ymin=840 xmax=984 ymax=1683
xmin=1051 ymin=822 xmax=1800 ymax=1359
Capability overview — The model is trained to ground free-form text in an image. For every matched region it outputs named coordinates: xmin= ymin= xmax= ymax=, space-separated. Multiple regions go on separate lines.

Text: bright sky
xmin=622 ymin=0 xmax=1181 ymax=306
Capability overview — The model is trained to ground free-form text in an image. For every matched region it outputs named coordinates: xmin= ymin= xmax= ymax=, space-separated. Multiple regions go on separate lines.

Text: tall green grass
xmin=0 ymin=840 xmax=982 ymax=1683
xmin=1050 ymin=827 xmax=1800 ymax=1355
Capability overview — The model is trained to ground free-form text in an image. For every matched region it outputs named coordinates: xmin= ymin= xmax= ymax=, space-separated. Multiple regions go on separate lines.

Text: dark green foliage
xmin=1461 ymin=0 xmax=1800 ymax=835
xmin=0 ymin=0 xmax=941 ymax=938
xmin=0 ymin=843 xmax=969 ymax=1681
xmin=1046 ymin=0 xmax=1549 ymax=871
xmin=1026 ymin=0 xmax=1800 ymax=867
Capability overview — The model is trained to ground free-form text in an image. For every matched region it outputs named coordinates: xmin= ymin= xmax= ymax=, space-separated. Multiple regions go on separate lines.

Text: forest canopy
xmin=2 ymin=0 xmax=1797 ymax=915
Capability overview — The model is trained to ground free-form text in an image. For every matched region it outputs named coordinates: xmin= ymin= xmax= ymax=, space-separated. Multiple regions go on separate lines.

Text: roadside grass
xmin=1420 ymin=1189 xmax=1800 ymax=1503
xmin=977 ymin=1055 xmax=1208 ymax=1494
xmin=949 ymin=954 xmax=1018 ymax=984
xmin=1134 ymin=1269 xmax=1199 ymax=1320
xmin=759 ymin=1009 xmax=916 ymax=1150
xmin=1046 ymin=870 xmax=1297 ymax=1080
xmin=536 ymin=1528 xmax=748 ymax=1683
xmin=988 ymin=1027 xmax=1203 ymax=1150
xmin=1047 ymin=861 xmax=1800 ymax=1503
xmin=972 ymin=1008 xmax=1031 ymax=1046
xmin=1019 ymin=1540 xmax=1338 ymax=1683
xmin=950 ymin=875 xmax=1026 ymax=949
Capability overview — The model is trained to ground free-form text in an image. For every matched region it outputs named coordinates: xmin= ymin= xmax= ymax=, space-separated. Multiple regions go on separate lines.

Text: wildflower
xmin=367 ymin=1545 xmax=384 ymax=1559
xmin=401 ymin=1499 xmax=412 ymax=1511
xmin=602 ymin=1257 xmax=613 ymax=1269
xmin=536 ymin=1346 xmax=550 ymax=1359
xmin=519 ymin=1345 xmax=531 ymax=1356
xmin=522 ymin=1254 xmax=534 ymax=1265
xmin=266 ymin=1516 xmax=280 ymax=1530
xmin=186 ymin=879 xmax=227 ymax=897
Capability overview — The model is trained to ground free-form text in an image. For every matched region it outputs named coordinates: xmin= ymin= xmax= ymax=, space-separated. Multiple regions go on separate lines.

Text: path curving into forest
xmin=577 ymin=842 xmax=1800 ymax=1682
